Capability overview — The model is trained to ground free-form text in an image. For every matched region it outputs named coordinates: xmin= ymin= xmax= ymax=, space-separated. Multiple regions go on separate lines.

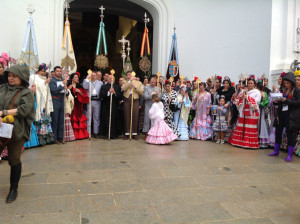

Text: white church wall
xmin=1 ymin=0 xmax=298 ymax=87
xmin=171 ymin=0 xmax=273 ymax=83
xmin=269 ymin=0 xmax=300 ymax=86
xmin=0 ymin=0 xmax=54 ymax=68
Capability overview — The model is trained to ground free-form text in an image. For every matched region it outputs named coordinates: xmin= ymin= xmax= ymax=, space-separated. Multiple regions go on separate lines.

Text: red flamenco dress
xmin=70 ymin=86 xmax=89 ymax=139
xmin=229 ymin=88 xmax=261 ymax=149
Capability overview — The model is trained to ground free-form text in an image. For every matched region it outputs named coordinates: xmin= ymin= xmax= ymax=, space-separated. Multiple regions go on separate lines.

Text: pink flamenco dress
xmin=189 ymin=92 xmax=213 ymax=140
xmin=146 ymin=102 xmax=178 ymax=144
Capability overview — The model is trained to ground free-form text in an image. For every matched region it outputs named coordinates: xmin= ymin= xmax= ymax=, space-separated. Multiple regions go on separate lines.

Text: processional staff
xmin=177 ymin=75 xmax=185 ymax=128
xmin=156 ymin=72 xmax=160 ymax=91
xmin=45 ymin=62 xmax=52 ymax=112
xmin=108 ymin=69 xmax=115 ymax=141
xmin=129 ymin=71 xmax=136 ymax=140
xmin=167 ymin=76 xmax=174 ymax=119
xmin=87 ymin=69 xmax=92 ymax=140
xmin=195 ymin=78 xmax=201 ymax=132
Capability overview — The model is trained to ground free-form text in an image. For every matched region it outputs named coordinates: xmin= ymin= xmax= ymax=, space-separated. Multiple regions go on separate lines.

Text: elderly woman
xmin=0 ymin=64 xmax=35 ymax=203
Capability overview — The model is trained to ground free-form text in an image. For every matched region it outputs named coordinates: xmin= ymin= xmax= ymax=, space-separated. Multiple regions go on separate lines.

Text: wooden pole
xmin=129 ymin=71 xmax=136 ymax=140
xmin=87 ymin=69 xmax=92 ymax=140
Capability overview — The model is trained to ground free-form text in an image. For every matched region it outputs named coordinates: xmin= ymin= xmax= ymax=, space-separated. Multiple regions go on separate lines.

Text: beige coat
xmin=64 ymin=89 xmax=74 ymax=115
xmin=122 ymin=79 xmax=144 ymax=99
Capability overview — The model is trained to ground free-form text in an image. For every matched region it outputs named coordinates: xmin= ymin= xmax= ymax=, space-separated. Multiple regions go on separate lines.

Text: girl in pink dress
xmin=146 ymin=94 xmax=178 ymax=144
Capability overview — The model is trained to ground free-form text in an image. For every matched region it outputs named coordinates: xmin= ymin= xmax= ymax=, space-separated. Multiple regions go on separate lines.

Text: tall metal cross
xmin=118 ymin=35 xmax=128 ymax=67
xmin=99 ymin=5 xmax=105 ymax=22
xmin=65 ymin=2 xmax=70 ymax=18
xmin=143 ymin=12 xmax=150 ymax=27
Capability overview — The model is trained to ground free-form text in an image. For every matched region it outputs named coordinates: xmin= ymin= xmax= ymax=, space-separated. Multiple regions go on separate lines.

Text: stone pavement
xmin=0 ymin=139 xmax=300 ymax=224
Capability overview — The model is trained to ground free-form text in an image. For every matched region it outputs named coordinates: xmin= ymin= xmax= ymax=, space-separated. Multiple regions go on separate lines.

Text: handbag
xmin=0 ymin=90 xmax=21 ymax=146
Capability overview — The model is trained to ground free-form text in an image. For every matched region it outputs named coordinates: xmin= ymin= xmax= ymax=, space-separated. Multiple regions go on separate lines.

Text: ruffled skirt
xmin=146 ymin=120 xmax=177 ymax=144
xmin=24 ymin=123 xmax=40 ymax=148
xmin=189 ymin=116 xmax=212 ymax=140
xmin=229 ymin=116 xmax=259 ymax=149
xmin=65 ymin=113 xmax=76 ymax=142
xmin=35 ymin=110 xmax=55 ymax=145
xmin=71 ymin=111 xmax=89 ymax=140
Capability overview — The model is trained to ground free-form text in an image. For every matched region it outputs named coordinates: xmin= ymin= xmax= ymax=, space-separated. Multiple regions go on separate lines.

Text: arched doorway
xmin=67 ymin=0 xmax=154 ymax=80
xmin=52 ymin=0 xmax=171 ymax=77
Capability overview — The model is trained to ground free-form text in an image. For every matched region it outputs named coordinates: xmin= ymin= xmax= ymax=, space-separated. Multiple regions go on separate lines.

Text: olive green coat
xmin=0 ymin=65 xmax=35 ymax=142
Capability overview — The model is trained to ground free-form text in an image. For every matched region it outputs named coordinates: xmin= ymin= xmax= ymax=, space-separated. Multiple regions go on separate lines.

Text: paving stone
xmin=199 ymin=217 xmax=276 ymax=224
xmin=140 ymin=177 xmax=200 ymax=191
xmin=0 ymin=212 xmax=80 ymax=224
xmin=220 ymin=199 xmax=287 ymax=219
xmin=81 ymin=207 xmax=159 ymax=224
xmin=0 ymin=139 xmax=300 ymax=223
xmin=155 ymin=203 xmax=232 ymax=223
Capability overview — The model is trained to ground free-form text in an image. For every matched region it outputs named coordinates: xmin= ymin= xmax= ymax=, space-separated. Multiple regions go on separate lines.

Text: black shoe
xmin=123 ymin=135 xmax=129 ymax=140
xmin=94 ymin=134 xmax=101 ymax=139
xmin=58 ymin=139 xmax=64 ymax=144
xmin=6 ymin=189 xmax=18 ymax=203
xmin=54 ymin=140 xmax=61 ymax=145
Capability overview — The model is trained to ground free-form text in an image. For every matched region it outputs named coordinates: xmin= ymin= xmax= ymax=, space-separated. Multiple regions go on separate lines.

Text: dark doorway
xmin=68 ymin=0 xmax=153 ymax=81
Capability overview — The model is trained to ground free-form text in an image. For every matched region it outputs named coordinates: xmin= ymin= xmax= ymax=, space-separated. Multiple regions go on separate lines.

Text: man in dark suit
xmin=100 ymin=74 xmax=122 ymax=139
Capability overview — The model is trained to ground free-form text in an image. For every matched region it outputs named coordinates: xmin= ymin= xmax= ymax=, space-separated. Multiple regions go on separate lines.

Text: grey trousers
xmin=51 ymin=98 xmax=64 ymax=140
xmin=86 ymin=100 xmax=101 ymax=135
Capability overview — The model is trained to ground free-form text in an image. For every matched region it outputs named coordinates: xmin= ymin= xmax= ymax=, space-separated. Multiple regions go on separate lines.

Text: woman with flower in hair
xmin=68 ymin=72 xmax=89 ymax=139
xmin=229 ymin=75 xmax=261 ymax=149
xmin=27 ymin=63 xmax=55 ymax=146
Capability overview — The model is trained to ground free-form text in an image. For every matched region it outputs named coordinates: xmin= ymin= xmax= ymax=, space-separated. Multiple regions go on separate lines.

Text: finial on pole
xmin=126 ymin=41 xmax=131 ymax=56
xmin=65 ymin=2 xmax=70 ymax=19
xmin=27 ymin=6 xmax=35 ymax=16
xmin=99 ymin=5 xmax=105 ymax=22
xmin=173 ymin=25 xmax=176 ymax=33
xmin=143 ymin=12 xmax=150 ymax=27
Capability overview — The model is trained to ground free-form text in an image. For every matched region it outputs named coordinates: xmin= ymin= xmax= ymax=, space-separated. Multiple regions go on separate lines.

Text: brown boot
xmin=133 ymin=135 xmax=139 ymax=140
xmin=123 ymin=135 xmax=129 ymax=140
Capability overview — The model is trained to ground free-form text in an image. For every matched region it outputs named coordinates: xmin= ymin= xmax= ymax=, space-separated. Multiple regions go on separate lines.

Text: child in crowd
xmin=212 ymin=96 xmax=228 ymax=144
xmin=146 ymin=94 xmax=178 ymax=144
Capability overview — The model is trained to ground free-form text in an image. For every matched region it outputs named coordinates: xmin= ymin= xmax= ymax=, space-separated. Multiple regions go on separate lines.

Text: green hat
xmin=5 ymin=64 xmax=30 ymax=86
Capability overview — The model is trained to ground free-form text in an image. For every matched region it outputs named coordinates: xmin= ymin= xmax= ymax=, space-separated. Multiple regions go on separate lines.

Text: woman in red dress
xmin=229 ymin=76 xmax=261 ymax=149
xmin=68 ymin=73 xmax=89 ymax=139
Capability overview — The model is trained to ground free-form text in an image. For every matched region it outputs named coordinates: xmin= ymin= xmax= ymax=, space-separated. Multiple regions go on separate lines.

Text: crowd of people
xmin=1 ymin=60 xmax=300 ymax=203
